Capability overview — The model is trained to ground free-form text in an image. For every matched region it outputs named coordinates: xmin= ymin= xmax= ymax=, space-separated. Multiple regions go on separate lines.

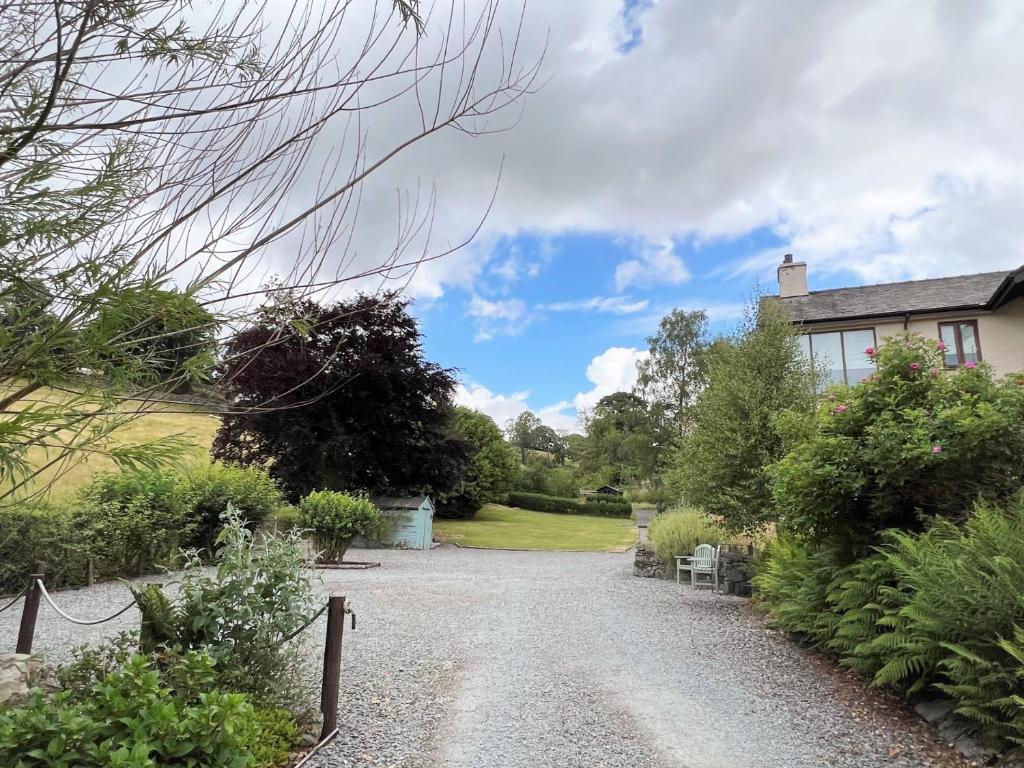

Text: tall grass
xmin=647 ymin=507 xmax=726 ymax=570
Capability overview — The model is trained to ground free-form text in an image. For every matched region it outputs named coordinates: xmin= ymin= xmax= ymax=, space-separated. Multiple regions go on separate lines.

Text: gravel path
xmin=0 ymin=547 xmax=967 ymax=768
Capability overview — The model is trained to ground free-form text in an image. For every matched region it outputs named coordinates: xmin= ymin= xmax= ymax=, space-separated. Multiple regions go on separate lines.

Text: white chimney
xmin=777 ymin=254 xmax=808 ymax=297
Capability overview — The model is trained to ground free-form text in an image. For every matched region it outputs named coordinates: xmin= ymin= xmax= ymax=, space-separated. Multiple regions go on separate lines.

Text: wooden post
xmin=16 ymin=573 xmax=43 ymax=655
xmin=319 ymin=595 xmax=346 ymax=740
xmin=86 ymin=557 xmax=95 ymax=587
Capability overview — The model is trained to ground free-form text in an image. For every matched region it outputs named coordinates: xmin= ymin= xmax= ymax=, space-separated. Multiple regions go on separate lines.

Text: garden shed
xmin=371 ymin=496 xmax=434 ymax=550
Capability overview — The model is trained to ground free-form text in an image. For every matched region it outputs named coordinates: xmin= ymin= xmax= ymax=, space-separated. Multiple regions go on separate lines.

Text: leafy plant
xmin=72 ymin=468 xmax=191 ymax=577
xmin=132 ymin=507 xmax=319 ymax=711
xmin=180 ymin=463 xmax=284 ymax=553
xmin=0 ymin=653 xmax=264 ymax=767
xmin=647 ymin=508 xmax=727 ymax=571
xmin=299 ymin=491 xmax=385 ymax=562
xmin=435 ymin=407 xmax=518 ymax=519
xmin=754 ymin=497 xmax=1024 ymax=746
xmin=212 ymin=293 xmax=472 ymax=501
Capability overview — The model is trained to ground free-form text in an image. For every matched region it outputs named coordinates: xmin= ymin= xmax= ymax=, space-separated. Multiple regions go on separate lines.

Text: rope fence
xmin=7 ymin=569 xmax=352 ymax=742
xmin=277 ymin=601 xmax=330 ymax=647
xmin=36 ymin=579 xmax=137 ymax=626
xmin=0 ymin=584 xmax=28 ymax=615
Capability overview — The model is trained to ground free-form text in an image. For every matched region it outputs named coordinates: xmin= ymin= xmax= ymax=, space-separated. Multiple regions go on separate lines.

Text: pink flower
xmin=865 ymin=346 xmax=875 ymax=355
xmin=835 ymin=404 xmax=847 ymax=413
xmin=930 ymin=367 xmax=939 ymax=378
xmin=964 ymin=361 xmax=977 ymax=369
xmin=931 ymin=444 xmax=943 ymax=454
xmin=910 ymin=362 xmax=921 ymax=370
xmin=936 ymin=341 xmax=947 ymax=351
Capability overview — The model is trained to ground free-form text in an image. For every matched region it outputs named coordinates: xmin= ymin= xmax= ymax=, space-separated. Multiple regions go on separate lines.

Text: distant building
xmin=593 ymin=485 xmax=624 ymax=497
xmin=770 ymin=255 xmax=1024 ymax=385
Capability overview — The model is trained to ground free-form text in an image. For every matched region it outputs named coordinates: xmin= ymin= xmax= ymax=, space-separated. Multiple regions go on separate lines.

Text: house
xmin=369 ymin=496 xmax=434 ymax=550
xmin=772 ymin=255 xmax=1024 ymax=385
xmin=592 ymin=485 xmax=624 ymax=497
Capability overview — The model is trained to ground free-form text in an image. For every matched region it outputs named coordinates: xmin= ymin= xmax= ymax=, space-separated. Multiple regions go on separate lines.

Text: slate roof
xmin=372 ymin=496 xmax=430 ymax=510
xmin=774 ymin=269 xmax=1022 ymax=324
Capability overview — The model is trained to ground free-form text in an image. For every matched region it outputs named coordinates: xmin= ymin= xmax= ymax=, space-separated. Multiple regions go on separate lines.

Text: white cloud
xmin=457 ymin=345 xmax=647 ymax=433
xmin=572 ymin=346 xmax=648 ymax=412
xmin=466 ymin=296 xmax=532 ymax=341
xmin=455 ymin=382 xmax=531 ymax=428
xmin=542 ymin=296 xmax=650 ymax=314
xmin=222 ymin=2 xmax=1024 ymax=315
xmin=614 ymin=239 xmax=691 ymax=292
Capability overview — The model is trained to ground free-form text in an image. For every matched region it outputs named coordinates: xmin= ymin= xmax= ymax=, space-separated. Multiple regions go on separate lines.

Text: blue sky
xmin=298 ymin=1 xmax=1024 ymax=431
xmin=418 ymin=227 xmax=789 ymax=430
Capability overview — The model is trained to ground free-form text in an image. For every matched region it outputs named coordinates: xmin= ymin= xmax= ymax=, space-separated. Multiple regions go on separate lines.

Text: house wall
xmin=799 ymin=296 xmax=1024 ymax=378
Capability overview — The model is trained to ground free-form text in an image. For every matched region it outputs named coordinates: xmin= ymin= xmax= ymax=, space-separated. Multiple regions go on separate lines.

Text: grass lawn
xmin=432 ymin=503 xmax=636 ymax=552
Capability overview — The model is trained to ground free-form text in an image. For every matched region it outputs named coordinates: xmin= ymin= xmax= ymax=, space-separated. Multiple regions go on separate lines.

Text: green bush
xmin=506 ymin=491 xmax=631 ymax=518
xmin=754 ymin=497 xmax=1024 ymax=746
xmin=0 ymin=502 xmax=88 ymax=593
xmin=0 ymin=653 xmax=266 ymax=767
xmin=132 ymin=508 xmax=319 ymax=711
xmin=771 ymin=333 xmax=1024 ymax=546
xmin=72 ymin=468 xmax=190 ymax=578
xmin=584 ymin=496 xmax=632 ymax=517
xmin=647 ymin=508 xmax=726 ymax=571
xmin=299 ymin=491 xmax=384 ymax=563
xmin=180 ymin=463 xmax=284 ymax=553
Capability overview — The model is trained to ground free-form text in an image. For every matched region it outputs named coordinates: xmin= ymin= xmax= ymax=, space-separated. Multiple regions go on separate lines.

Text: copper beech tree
xmin=212 ymin=293 xmax=472 ymax=500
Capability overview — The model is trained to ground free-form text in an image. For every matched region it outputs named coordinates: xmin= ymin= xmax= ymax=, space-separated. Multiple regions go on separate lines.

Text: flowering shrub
xmin=770 ymin=333 xmax=1024 ymax=545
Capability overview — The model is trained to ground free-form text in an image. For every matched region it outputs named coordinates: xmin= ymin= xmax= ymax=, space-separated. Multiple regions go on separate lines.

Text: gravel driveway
xmin=1 ymin=546 xmax=966 ymax=768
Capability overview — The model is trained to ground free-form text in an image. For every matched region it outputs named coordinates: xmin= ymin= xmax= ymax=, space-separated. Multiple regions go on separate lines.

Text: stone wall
xmin=0 ymin=654 xmax=40 ymax=705
xmin=633 ymin=542 xmax=664 ymax=578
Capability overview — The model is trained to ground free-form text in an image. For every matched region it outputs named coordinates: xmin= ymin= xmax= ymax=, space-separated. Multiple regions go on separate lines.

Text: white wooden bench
xmin=675 ymin=544 xmax=720 ymax=590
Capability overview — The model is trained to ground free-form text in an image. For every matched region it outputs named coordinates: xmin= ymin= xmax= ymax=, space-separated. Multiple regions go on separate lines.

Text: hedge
xmin=506 ymin=491 xmax=631 ymax=518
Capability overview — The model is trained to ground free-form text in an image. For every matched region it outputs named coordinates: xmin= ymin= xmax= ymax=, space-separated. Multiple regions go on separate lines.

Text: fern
xmin=131 ymin=582 xmax=179 ymax=653
xmin=755 ymin=495 xmax=1024 ymax=746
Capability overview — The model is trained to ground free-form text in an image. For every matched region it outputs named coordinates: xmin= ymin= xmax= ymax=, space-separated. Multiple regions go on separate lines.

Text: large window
xmin=799 ymin=328 xmax=877 ymax=386
xmin=938 ymin=320 xmax=982 ymax=368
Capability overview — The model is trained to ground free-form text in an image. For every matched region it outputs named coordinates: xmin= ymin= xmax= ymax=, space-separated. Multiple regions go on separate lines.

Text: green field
xmin=432 ymin=503 xmax=636 ymax=552
xmin=8 ymin=391 xmax=219 ymax=499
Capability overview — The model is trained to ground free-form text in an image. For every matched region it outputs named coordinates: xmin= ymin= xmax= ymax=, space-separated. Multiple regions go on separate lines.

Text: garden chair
xmin=675 ymin=544 xmax=720 ymax=591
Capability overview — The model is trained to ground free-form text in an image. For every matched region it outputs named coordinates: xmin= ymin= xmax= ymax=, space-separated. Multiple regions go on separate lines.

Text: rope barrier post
xmin=16 ymin=572 xmax=43 ymax=655
xmin=319 ymin=594 xmax=346 ymax=740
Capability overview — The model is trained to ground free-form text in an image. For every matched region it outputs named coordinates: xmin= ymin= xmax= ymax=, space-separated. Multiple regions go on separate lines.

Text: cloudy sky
xmin=288 ymin=0 xmax=1024 ymax=432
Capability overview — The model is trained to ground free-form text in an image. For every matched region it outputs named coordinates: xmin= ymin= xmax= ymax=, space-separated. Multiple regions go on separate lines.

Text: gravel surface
xmin=0 ymin=546 xmax=969 ymax=768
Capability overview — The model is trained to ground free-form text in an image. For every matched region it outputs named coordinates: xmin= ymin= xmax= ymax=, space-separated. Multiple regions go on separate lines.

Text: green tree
xmin=506 ymin=411 xmax=544 ymax=462
xmin=580 ymin=392 xmax=661 ymax=487
xmin=635 ymin=309 xmax=709 ymax=437
xmin=437 ymin=407 xmax=519 ymax=518
xmin=667 ymin=298 xmax=818 ymax=534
